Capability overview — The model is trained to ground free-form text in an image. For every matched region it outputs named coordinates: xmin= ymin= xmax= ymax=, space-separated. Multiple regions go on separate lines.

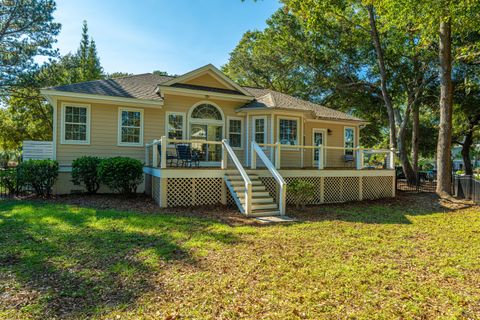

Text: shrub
xmin=0 ymin=169 xmax=20 ymax=194
xmin=288 ymin=180 xmax=316 ymax=210
xmin=71 ymin=156 xmax=102 ymax=193
xmin=97 ymin=157 xmax=143 ymax=195
xmin=16 ymin=160 xmax=59 ymax=197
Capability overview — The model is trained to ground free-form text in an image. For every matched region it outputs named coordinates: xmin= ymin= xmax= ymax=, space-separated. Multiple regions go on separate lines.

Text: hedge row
xmin=0 ymin=157 xmax=144 ymax=197
xmin=72 ymin=156 xmax=143 ymax=195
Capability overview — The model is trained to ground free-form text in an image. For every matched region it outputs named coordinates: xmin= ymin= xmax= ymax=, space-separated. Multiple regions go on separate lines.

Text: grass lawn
xmin=0 ymin=194 xmax=479 ymax=319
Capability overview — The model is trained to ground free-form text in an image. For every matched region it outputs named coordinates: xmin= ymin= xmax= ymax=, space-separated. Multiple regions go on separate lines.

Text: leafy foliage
xmin=0 ymin=0 xmax=61 ymax=92
xmin=0 ymin=169 xmax=20 ymax=194
xmin=16 ymin=159 xmax=58 ymax=197
xmin=97 ymin=157 xmax=143 ymax=195
xmin=288 ymin=180 xmax=316 ymax=209
xmin=71 ymin=156 xmax=102 ymax=194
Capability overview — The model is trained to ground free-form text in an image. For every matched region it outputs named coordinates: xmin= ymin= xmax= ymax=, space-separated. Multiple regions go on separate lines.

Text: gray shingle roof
xmin=242 ymin=87 xmax=363 ymax=121
xmin=46 ymin=73 xmax=363 ymax=122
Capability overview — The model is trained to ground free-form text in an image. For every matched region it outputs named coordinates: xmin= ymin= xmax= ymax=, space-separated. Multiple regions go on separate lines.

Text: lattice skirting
xmin=152 ymin=176 xmax=160 ymax=205
xmin=166 ymin=178 xmax=224 ymax=207
xmin=260 ymin=176 xmax=394 ymax=205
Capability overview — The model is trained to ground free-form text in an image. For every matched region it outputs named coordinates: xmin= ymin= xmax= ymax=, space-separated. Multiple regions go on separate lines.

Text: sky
xmin=50 ymin=0 xmax=282 ymax=75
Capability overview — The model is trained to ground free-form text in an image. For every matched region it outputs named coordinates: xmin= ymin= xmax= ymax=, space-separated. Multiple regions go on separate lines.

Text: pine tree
xmin=86 ymin=39 xmax=103 ymax=80
xmin=75 ymin=21 xmax=103 ymax=81
xmin=77 ymin=21 xmax=90 ymax=80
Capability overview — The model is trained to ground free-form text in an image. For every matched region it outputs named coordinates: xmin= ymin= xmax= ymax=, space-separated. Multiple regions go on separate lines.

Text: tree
xmin=372 ymin=0 xmax=480 ymax=196
xmin=0 ymin=0 xmax=61 ymax=93
xmin=76 ymin=21 xmax=103 ymax=81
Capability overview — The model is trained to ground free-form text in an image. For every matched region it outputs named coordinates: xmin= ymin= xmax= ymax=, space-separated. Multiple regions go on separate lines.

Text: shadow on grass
xmin=0 ymin=200 xmax=240 ymax=319
xmin=287 ymin=193 xmax=463 ymax=225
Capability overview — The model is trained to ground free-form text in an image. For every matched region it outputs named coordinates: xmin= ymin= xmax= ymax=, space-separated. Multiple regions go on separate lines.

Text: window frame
xmin=166 ymin=111 xmax=186 ymax=146
xmin=60 ymin=102 xmax=91 ymax=145
xmin=344 ymin=126 xmax=356 ymax=155
xmin=227 ymin=116 xmax=244 ymax=150
xmin=252 ymin=115 xmax=267 ymax=146
xmin=277 ymin=116 xmax=300 ymax=147
xmin=117 ymin=107 xmax=144 ymax=147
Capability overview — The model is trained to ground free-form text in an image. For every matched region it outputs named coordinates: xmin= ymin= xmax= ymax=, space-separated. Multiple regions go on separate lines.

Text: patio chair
xmin=343 ymin=154 xmax=354 ymax=168
xmin=157 ymin=144 xmax=177 ymax=167
xmin=175 ymin=144 xmax=200 ymax=167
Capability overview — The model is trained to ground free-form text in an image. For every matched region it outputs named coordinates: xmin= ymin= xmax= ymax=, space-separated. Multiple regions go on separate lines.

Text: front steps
xmin=225 ymin=172 xmax=281 ymax=217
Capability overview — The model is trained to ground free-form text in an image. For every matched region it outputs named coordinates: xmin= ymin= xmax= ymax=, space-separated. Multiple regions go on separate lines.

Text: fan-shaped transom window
xmin=191 ymin=104 xmax=222 ymax=120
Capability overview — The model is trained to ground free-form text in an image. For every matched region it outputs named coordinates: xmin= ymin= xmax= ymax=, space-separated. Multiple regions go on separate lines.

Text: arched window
xmin=191 ymin=104 xmax=222 ymax=120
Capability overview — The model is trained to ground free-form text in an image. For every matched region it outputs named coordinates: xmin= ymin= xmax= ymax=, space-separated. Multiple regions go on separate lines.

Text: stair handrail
xmin=251 ymin=141 xmax=287 ymax=215
xmin=221 ymin=139 xmax=253 ymax=216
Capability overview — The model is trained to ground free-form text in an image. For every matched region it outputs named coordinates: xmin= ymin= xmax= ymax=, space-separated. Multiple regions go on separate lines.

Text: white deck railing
xmin=257 ymin=143 xmax=395 ymax=170
xmin=222 ymin=139 xmax=253 ymax=215
xmin=251 ymin=141 xmax=286 ymax=215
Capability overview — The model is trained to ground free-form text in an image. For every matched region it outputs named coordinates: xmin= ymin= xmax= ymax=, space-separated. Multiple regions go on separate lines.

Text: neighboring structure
xmin=41 ymin=64 xmax=395 ymax=216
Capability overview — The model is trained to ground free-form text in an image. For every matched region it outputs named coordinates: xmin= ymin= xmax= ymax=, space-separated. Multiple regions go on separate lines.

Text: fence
xmin=395 ymin=170 xmax=437 ymax=193
xmin=454 ymin=175 xmax=480 ymax=204
xmin=22 ymin=140 xmax=53 ymax=161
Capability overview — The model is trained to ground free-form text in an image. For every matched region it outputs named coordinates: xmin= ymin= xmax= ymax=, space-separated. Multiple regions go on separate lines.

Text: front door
xmin=312 ymin=129 xmax=327 ymax=166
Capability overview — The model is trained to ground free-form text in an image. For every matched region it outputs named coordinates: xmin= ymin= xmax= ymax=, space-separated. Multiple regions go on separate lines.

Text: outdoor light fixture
xmin=328 ymin=129 xmax=333 ymax=135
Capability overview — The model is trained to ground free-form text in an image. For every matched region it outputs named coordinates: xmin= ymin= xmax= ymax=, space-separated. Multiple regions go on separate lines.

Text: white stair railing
xmin=222 ymin=139 xmax=253 ymax=216
xmin=251 ymin=141 xmax=287 ymax=216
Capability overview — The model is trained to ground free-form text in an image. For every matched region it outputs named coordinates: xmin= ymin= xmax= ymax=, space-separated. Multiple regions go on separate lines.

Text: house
xmin=40 ymin=64 xmax=395 ymax=217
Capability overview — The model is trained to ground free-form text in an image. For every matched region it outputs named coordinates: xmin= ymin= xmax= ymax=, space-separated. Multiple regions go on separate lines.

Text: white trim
xmin=226 ymin=116 xmax=244 ymax=150
xmin=60 ymin=102 xmax=91 ymax=145
xmin=245 ymin=114 xmax=250 ymax=166
xmin=158 ymin=86 xmax=254 ymax=102
xmin=312 ymin=128 xmax=327 ymax=165
xmin=344 ymin=126 xmax=356 ymax=155
xmin=252 ymin=116 xmax=267 ymax=146
xmin=165 ymin=111 xmax=186 ymax=146
xmin=188 ymin=100 xmax=225 ymax=125
xmin=51 ymin=98 xmax=57 ymax=159
xmin=161 ymin=64 xmax=254 ymax=97
xmin=277 ymin=116 xmax=300 ymax=147
xmin=305 ymin=118 xmax=366 ymax=126
xmin=41 ymin=89 xmax=164 ymax=107
xmin=117 ymin=107 xmax=144 ymax=147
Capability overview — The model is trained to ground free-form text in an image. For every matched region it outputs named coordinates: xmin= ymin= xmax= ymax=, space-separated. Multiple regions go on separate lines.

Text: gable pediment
xmin=162 ymin=64 xmax=252 ymax=97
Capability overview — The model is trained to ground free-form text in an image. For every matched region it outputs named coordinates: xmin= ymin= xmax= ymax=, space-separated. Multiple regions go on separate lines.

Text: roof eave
xmin=40 ymin=89 xmax=165 ymax=107
xmin=157 ymin=85 xmax=255 ymax=102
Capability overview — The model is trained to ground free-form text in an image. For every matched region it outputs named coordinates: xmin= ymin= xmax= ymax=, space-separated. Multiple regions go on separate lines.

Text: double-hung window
xmin=344 ymin=127 xmax=355 ymax=155
xmin=166 ymin=112 xmax=185 ymax=143
xmin=61 ymin=103 xmax=90 ymax=144
xmin=118 ymin=108 xmax=144 ymax=146
xmin=228 ymin=117 xmax=243 ymax=149
xmin=278 ymin=118 xmax=299 ymax=145
xmin=253 ymin=116 xmax=267 ymax=145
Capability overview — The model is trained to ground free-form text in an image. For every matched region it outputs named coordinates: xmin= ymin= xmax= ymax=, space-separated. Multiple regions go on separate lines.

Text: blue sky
xmin=51 ymin=0 xmax=281 ymax=75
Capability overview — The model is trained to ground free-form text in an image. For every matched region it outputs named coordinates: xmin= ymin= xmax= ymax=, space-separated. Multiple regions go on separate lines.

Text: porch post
xmin=160 ymin=136 xmax=167 ymax=169
xmin=356 ymin=146 xmax=363 ymax=170
xmin=275 ymin=142 xmax=281 ymax=169
xmin=221 ymin=142 xmax=228 ymax=169
xmin=250 ymin=142 xmax=256 ymax=169
xmin=152 ymin=139 xmax=159 ymax=168
xmin=388 ymin=148 xmax=396 ymax=169
xmin=318 ymin=145 xmax=324 ymax=170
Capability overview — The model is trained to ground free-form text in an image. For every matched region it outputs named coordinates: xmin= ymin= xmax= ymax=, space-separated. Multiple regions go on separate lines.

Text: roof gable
xmin=162 ymin=64 xmax=252 ymax=96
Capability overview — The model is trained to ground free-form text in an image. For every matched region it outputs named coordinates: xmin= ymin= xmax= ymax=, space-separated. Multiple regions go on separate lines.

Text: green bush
xmin=456 ymin=170 xmax=465 ymax=175
xmin=97 ymin=157 xmax=143 ymax=195
xmin=16 ymin=160 xmax=59 ymax=197
xmin=71 ymin=156 xmax=102 ymax=193
xmin=0 ymin=169 xmax=20 ymax=194
xmin=288 ymin=180 xmax=316 ymax=210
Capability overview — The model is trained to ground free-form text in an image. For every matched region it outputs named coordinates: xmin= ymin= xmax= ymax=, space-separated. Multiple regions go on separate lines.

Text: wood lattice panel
xmin=342 ymin=177 xmax=360 ymax=202
xmin=166 ymin=178 xmax=223 ymax=207
xmin=324 ymin=177 xmax=344 ymax=203
xmin=259 ymin=177 xmax=277 ymax=201
xmin=152 ymin=176 xmax=160 ymax=205
xmin=362 ymin=176 xmax=394 ymax=199
xmin=144 ymin=175 xmax=152 ymax=196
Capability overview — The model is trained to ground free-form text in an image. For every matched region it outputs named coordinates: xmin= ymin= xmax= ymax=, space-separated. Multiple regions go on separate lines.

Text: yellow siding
xmin=183 ymin=73 xmax=231 ymax=89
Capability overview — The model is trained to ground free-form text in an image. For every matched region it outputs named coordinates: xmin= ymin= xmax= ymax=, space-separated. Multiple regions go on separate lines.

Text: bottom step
xmin=249 ymin=210 xmax=281 ymax=217
xmin=255 ymin=216 xmax=296 ymax=223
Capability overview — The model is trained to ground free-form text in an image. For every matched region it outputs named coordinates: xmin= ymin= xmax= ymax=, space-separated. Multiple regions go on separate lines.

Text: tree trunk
xmin=398 ymin=99 xmax=416 ymax=184
xmin=436 ymin=20 xmax=453 ymax=197
xmin=411 ymin=105 xmax=420 ymax=172
xmin=367 ymin=5 xmax=397 ymax=150
xmin=461 ymin=129 xmax=474 ymax=175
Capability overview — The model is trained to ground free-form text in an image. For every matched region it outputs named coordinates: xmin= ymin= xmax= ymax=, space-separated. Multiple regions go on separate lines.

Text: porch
xmin=144 ymin=137 xmax=396 ymax=217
